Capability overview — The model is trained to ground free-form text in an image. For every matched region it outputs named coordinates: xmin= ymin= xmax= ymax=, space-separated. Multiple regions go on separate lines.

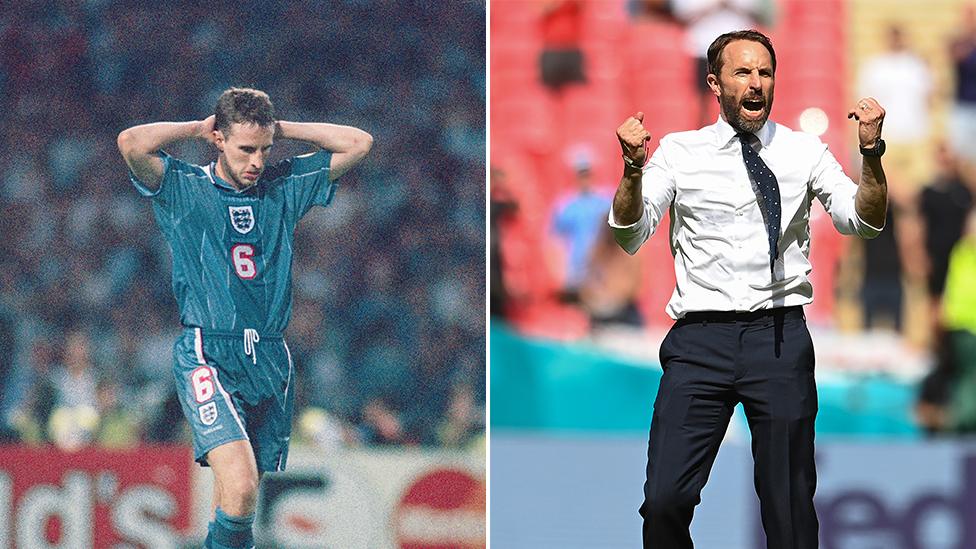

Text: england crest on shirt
xmin=198 ymin=402 xmax=218 ymax=426
xmin=229 ymin=205 xmax=255 ymax=234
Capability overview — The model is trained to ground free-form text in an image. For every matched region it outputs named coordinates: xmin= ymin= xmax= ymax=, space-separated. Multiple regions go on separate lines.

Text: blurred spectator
xmin=298 ymin=407 xmax=357 ymax=451
xmin=578 ymin=228 xmax=644 ymax=328
xmin=47 ymin=330 xmax=99 ymax=450
xmin=860 ymin=179 xmax=928 ymax=334
xmin=672 ymin=0 xmax=764 ymax=127
xmin=538 ymin=0 xmax=586 ymax=93
xmin=490 ymin=166 xmax=518 ymax=317
xmin=0 ymin=1 xmax=484 ymax=449
xmin=630 ymin=0 xmax=677 ymax=20
xmin=359 ymin=397 xmax=412 ymax=446
xmin=937 ymin=212 xmax=976 ymax=432
xmin=0 ymin=308 xmax=16 ymax=441
xmin=51 ymin=331 xmax=99 ymax=411
xmin=917 ymin=356 xmax=952 ymax=435
xmin=949 ymin=4 xmax=976 ymax=166
xmin=435 ymin=382 xmax=484 ymax=448
xmin=860 ymin=207 xmax=903 ymax=331
xmin=920 ymin=144 xmax=974 ymax=310
xmin=7 ymin=337 xmax=58 ymax=444
xmin=858 ymin=24 xmax=934 ymax=189
xmin=551 ymin=149 xmax=613 ymax=299
xmin=917 ymin=146 xmax=975 ymax=433
xmin=94 ymin=378 xmax=140 ymax=449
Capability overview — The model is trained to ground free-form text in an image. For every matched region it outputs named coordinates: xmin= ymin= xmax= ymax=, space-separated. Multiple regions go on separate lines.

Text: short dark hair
xmin=706 ymin=30 xmax=777 ymax=77
xmin=214 ymin=87 xmax=276 ymax=134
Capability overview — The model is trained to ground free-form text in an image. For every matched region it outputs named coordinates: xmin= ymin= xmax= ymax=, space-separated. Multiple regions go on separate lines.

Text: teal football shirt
xmin=131 ymin=150 xmax=336 ymax=335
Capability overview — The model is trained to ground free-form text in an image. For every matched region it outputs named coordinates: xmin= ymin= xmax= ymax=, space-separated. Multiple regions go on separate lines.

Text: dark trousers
xmin=640 ymin=307 xmax=819 ymax=549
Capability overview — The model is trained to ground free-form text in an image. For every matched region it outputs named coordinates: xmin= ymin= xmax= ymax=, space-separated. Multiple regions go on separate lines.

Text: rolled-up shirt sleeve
xmin=608 ymin=143 xmax=676 ymax=255
xmin=809 ymin=142 xmax=884 ymax=239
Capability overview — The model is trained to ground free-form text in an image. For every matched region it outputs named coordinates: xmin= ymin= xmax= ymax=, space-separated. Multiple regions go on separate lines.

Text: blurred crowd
xmin=491 ymin=0 xmax=976 ymax=436
xmin=0 ymin=1 xmax=485 ymax=451
xmin=492 ymin=0 xmax=772 ymax=332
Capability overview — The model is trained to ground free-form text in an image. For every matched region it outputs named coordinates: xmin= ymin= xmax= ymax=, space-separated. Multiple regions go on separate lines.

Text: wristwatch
xmin=859 ymin=139 xmax=885 ymax=157
xmin=622 ymin=154 xmax=644 ymax=170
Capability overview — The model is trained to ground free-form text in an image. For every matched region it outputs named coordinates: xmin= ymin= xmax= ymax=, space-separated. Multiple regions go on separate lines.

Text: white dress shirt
xmin=609 ymin=117 xmax=883 ymax=319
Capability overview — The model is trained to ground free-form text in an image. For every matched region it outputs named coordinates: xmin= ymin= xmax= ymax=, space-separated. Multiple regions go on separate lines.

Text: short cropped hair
xmin=706 ymin=30 xmax=777 ymax=77
xmin=214 ymin=87 xmax=276 ymax=134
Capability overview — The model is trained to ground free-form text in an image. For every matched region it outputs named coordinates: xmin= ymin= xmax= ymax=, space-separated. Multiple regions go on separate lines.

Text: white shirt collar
xmin=714 ymin=116 xmax=774 ymax=150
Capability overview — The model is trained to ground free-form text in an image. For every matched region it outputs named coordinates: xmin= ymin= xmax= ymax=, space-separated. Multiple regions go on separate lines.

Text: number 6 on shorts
xmin=191 ymin=366 xmax=215 ymax=403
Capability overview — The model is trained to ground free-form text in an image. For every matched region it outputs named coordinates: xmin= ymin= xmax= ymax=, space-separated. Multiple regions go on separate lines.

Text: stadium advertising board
xmin=791 ymin=441 xmax=976 ymax=549
xmin=0 ymin=445 xmax=484 ymax=548
xmin=0 ymin=445 xmax=193 ymax=549
xmin=191 ymin=446 xmax=486 ymax=549
xmin=393 ymin=468 xmax=486 ymax=549
xmin=493 ymin=435 xmax=976 ymax=549
xmin=254 ymin=467 xmax=382 ymax=548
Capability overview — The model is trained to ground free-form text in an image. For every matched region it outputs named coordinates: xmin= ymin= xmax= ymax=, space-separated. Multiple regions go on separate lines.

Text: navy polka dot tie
xmin=738 ymin=132 xmax=781 ymax=274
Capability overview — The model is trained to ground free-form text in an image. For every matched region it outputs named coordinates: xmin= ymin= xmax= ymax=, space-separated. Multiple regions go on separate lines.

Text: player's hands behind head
xmin=199 ymin=115 xmax=217 ymax=143
xmin=617 ymin=112 xmax=651 ymax=166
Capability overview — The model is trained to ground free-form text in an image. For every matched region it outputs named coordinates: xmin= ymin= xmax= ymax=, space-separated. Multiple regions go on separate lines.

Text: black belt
xmin=678 ymin=305 xmax=804 ymax=325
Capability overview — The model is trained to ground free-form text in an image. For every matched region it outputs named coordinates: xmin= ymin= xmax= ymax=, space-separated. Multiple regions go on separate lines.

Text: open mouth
xmin=742 ymin=98 xmax=765 ymax=114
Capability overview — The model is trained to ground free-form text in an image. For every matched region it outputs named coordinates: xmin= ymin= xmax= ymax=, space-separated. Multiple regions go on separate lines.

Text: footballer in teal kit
xmin=117 ymin=88 xmax=372 ymax=549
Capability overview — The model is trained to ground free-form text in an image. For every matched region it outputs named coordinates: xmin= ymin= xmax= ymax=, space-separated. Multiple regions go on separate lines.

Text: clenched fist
xmin=847 ymin=97 xmax=885 ymax=149
xmin=617 ymin=111 xmax=651 ymax=167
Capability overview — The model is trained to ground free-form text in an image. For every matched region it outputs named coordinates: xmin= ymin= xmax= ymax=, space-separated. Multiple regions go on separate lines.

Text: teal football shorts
xmin=172 ymin=327 xmax=295 ymax=472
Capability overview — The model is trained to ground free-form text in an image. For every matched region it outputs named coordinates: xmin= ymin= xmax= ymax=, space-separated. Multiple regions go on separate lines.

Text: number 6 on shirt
xmin=231 ymin=244 xmax=257 ymax=279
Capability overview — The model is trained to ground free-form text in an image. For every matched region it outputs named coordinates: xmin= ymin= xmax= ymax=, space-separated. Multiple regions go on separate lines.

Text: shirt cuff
xmin=853 ymin=206 xmax=885 ymax=238
xmin=607 ymin=206 xmax=650 ymax=255
xmin=607 ymin=206 xmax=643 ymax=229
